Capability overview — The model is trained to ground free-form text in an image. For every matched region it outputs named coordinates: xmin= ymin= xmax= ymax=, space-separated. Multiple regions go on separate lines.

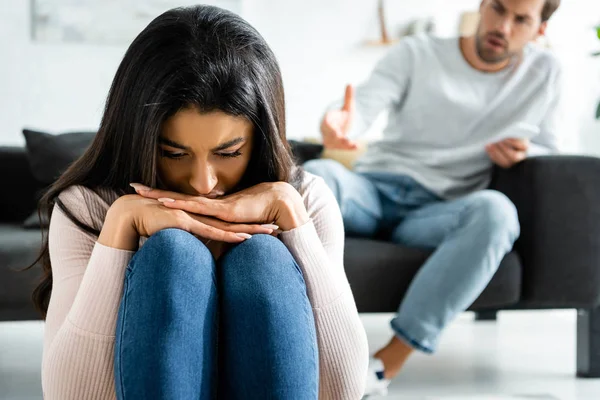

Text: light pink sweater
xmin=41 ymin=172 xmax=369 ymax=399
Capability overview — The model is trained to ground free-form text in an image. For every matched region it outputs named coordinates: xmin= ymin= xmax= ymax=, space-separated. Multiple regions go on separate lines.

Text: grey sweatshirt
xmin=339 ymin=34 xmax=562 ymax=199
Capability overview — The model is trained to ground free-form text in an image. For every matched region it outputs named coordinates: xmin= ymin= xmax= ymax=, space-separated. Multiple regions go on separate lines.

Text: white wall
xmin=1 ymin=0 xmax=599 ymax=154
xmin=0 ymin=0 xmax=124 ymax=144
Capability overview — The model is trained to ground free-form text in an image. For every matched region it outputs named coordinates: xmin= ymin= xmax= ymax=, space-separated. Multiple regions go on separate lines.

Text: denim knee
xmin=132 ymin=228 xmax=214 ymax=281
xmin=463 ymin=190 xmax=520 ymax=244
xmin=222 ymin=234 xmax=301 ymax=275
xmin=220 ymin=234 xmax=305 ymax=300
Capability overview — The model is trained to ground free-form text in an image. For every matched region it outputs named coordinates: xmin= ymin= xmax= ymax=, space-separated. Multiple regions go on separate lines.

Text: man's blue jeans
xmin=114 ymin=229 xmax=318 ymax=399
xmin=304 ymin=159 xmax=520 ymax=353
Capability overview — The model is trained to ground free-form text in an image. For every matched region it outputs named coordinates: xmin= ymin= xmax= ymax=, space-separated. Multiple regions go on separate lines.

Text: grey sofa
xmin=3 ymin=143 xmax=600 ymax=377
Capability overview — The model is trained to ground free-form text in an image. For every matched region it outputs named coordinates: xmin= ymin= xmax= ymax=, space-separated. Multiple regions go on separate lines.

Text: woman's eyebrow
xmin=212 ymin=137 xmax=245 ymax=152
xmin=158 ymin=137 xmax=190 ymax=151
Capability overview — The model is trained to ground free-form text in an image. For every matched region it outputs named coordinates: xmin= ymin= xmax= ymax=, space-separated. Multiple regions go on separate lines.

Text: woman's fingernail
xmin=235 ymin=233 xmax=252 ymax=239
xmin=130 ymin=183 xmax=151 ymax=192
xmin=261 ymin=224 xmax=279 ymax=230
xmin=158 ymin=198 xmax=175 ymax=203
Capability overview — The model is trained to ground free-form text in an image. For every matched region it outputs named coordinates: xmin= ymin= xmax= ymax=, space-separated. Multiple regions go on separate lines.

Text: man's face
xmin=476 ymin=0 xmax=547 ymax=64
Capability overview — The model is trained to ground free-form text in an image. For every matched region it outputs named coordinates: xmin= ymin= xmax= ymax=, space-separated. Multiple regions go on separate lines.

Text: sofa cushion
xmin=21 ymin=129 xmax=96 ymax=228
xmin=0 ymin=223 xmax=45 ymax=308
xmin=23 ymin=129 xmax=95 ymax=185
xmin=344 ymin=237 xmax=522 ymax=312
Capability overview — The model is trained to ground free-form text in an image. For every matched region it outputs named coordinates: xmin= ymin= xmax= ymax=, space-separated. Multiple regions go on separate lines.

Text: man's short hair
xmin=542 ymin=0 xmax=560 ymax=22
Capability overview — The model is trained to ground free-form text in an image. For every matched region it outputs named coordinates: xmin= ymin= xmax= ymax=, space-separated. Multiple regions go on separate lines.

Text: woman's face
xmin=158 ymin=108 xmax=254 ymax=197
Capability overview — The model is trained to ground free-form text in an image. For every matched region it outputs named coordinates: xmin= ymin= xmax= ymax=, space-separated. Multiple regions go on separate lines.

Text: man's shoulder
xmin=523 ymin=44 xmax=562 ymax=80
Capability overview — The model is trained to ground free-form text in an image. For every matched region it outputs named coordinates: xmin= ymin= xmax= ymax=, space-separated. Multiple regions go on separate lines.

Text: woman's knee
xmin=117 ymin=230 xmax=217 ymax=348
xmin=222 ymin=234 xmax=296 ymax=271
xmin=132 ymin=228 xmax=214 ymax=280
xmin=220 ymin=234 xmax=304 ymax=297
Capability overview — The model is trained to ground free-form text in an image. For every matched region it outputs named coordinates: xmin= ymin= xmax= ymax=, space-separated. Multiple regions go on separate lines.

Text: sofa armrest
xmin=490 ymin=155 xmax=600 ymax=307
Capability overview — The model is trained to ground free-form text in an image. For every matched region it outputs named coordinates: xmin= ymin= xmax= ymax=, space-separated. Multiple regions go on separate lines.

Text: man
xmin=303 ymin=0 xmax=562 ymax=396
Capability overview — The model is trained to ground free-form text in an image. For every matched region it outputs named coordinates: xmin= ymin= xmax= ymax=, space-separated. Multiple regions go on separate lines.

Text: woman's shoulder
xmin=56 ymin=185 xmax=119 ymax=229
xmin=297 ymin=170 xmax=327 ymax=195
xmin=58 ymin=185 xmax=119 ymax=209
xmin=296 ymin=169 xmax=338 ymax=216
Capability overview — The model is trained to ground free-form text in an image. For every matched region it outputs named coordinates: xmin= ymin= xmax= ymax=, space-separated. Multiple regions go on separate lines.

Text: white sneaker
xmin=363 ymin=357 xmax=391 ymax=398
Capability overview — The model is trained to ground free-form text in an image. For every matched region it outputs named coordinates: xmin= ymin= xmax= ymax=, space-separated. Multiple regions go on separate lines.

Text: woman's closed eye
xmin=160 ymin=149 xmax=243 ymax=160
xmin=216 ymin=150 xmax=242 ymax=159
xmin=160 ymin=149 xmax=187 ymax=160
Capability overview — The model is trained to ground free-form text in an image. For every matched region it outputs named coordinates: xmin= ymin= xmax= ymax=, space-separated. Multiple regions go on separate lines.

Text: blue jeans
xmin=114 ymin=229 xmax=318 ymax=399
xmin=304 ymin=159 xmax=520 ymax=353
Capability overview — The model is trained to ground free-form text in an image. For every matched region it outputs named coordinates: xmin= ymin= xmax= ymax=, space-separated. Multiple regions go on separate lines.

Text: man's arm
xmin=347 ymin=42 xmax=413 ymax=138
xmin=322 ymin=41 xmax=413 ymax=148
xmin=528 ymin=68 xmax=563 ymax=156
xmin=487 ymin=61 xmax=564 ymax=168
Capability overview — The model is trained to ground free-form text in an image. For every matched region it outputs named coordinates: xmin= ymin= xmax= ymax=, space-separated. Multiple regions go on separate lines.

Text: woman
xmin=33 ymin=5 xmax=368 ymax=400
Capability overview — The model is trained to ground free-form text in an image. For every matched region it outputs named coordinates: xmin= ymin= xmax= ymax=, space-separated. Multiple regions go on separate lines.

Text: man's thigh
xmin=303 ymin=159 xmax=382 ymax=237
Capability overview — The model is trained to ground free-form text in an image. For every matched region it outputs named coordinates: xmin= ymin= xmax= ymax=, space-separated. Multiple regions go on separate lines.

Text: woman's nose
xmin=190 ymin=164 xmax=218 ymax=196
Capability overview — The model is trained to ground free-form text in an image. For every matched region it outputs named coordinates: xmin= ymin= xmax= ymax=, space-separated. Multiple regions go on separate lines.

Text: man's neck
xmin=459 ymin=36 xmax=511 ymax=73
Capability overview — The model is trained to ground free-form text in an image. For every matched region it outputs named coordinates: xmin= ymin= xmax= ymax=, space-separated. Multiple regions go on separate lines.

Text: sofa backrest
xmin=0 ymin=146 xmax=45 ymax=222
